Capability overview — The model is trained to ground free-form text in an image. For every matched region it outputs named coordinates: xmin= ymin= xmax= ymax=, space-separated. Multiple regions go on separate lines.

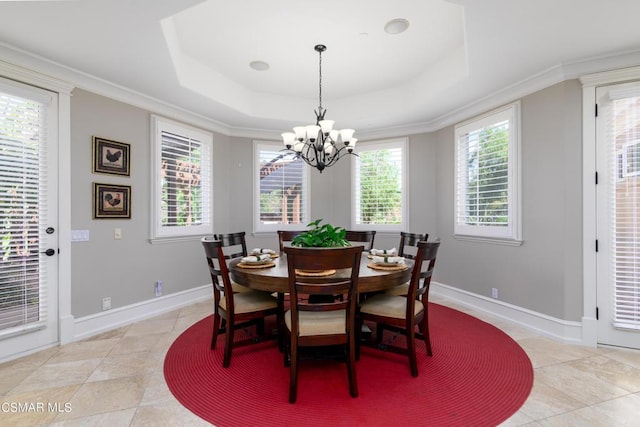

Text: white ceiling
xmin=1 ymin=0 xmax=640 ymax=138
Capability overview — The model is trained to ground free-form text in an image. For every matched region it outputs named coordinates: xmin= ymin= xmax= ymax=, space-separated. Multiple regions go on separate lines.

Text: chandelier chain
xmin=318 ymin=48 xmax=323 ymax=111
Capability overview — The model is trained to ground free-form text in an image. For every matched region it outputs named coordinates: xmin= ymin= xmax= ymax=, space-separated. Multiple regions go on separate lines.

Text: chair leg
xmin=355 ymin=317 xmax=362 ymax=361
xmin=283 ymin=330 xmax=291 ymax=367
xmin=289 ymin=339 xmax=298 ymax=403
xmin=407 ymin=324 xmax=418 ymax=377
xmin=277 ymin=293 xmax=285 ymax=353
xmin=421 ymin=311 xmax=432 ymax=356
xmin=211 ymin=312 xmax=221 ymax=349
xmin=223 ymin=321 xmax=234 ymax=368
xmin=347 ymin=336 xmax=358 ymax=398
xmin=376 ymin=323 xmax=384 ymax=345
xmin=256 ymin=318 xmax=265 ymax=337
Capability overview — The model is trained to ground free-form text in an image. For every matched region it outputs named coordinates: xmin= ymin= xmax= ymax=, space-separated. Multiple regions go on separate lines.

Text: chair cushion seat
xmin=219 ymin=290 xmax=278 ymax=313
xmin=359 ymin=294 xmax=423 ymax=319
xmin=285 ymin=309 xmax=346 ymax=336
xmin=384 ymin=282 xmax=409 ymax=296
xmin=231 ymin=282 xmax=252 ymax=293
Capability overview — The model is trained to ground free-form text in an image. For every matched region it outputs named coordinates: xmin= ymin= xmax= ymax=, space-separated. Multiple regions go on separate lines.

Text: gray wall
xmin=69 ymin=80 xmax=583 ymax=321
xmin=70 ymin=90 xmax=228 ymax=317
xmin=433 ymin=80 xmax=583 ymax=320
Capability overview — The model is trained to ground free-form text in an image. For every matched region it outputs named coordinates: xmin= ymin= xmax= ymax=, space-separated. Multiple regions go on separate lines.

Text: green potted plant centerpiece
xmin=291 ymin=219 xmax=350 ymax=248
xmin=290 ymin=219 xmax=350 ymax=276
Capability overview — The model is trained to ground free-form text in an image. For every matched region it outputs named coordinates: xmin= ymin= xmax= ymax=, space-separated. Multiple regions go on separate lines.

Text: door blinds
xmin=0 ymin=89 xmax=48 ymax=334
xmin=608 ymin=92 xmax=640 ymax=330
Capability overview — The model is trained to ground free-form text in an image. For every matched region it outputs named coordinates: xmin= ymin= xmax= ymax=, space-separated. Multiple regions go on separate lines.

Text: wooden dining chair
xmin=277 ymin=230 xmax=304 ymax=252
xmin=358 ymin=240 xmax=440 ymax=377
xmin=384 ymin=232 xmax=431 ymax=296
xmin=345 ymin=230 xmax=376 ymax=251
xmin=213 ymin=231 xmax=252 ymax=293
xmin=201 ymin=237 xmax=279 ymax=368
xmin=283 ymin=245 xmax=364 ymax=403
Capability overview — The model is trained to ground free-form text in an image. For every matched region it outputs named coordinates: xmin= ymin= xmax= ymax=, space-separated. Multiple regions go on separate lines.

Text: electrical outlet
xmin=491 ymin=288 xmax=498 ymax=299
xmin=102 ymin=297 xmax=111 ymax=311
xmin=155 ymin=280 xmax=162 ymax=297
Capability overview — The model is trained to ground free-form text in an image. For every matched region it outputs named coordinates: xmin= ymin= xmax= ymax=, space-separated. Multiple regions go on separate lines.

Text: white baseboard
xmin=73 ymin=285 xmax=211 ymax=341
xmin=431 ymin=281 xmax=586 ymax=346
xmin=71 ymin=282 xmax=586 ymax=346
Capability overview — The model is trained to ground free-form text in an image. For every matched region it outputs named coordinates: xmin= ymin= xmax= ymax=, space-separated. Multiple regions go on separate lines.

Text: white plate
xmin=374 ymin=261 xmax=401 ymax=267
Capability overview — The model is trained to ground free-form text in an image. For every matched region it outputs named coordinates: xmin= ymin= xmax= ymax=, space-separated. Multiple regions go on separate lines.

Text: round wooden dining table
xmin=229 ymin=254 xmax=413 ymax=293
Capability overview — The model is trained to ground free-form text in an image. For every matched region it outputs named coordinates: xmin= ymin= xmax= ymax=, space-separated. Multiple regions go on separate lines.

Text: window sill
xmin=453 ymin=234 xmax=523 ymax=246
xmin=149 ymin=235 xmax=205 ymax=244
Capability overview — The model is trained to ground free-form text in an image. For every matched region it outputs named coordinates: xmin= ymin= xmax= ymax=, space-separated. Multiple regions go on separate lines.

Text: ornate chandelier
xmin=281 ymin=44 xmax=357 ymax=173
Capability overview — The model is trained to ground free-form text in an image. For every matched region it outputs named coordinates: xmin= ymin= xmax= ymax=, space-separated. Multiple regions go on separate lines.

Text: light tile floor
xmin=1 ymin=295 xmax=640 ymax=426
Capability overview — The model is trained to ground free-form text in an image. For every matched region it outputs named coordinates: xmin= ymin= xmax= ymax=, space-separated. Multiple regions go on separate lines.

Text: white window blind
xmin=151 ymin=116 xmax=212 ymax=241
xmin=454 ymin=102 xmax=521 ymax=242
xmin=0 ymin=90 xmax=48 ymax=332
xmin=352 ymin=139 xmax=406 ymax=231
xmin=609 ymin=96 xmax=640 ymax=330
xmin=254 ymin=141 xmax=308 ymax=232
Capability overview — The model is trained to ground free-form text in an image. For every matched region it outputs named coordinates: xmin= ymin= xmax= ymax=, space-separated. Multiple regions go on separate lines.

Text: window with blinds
xmin=254 ymin=141 xmax=308 ymax=232
xmin=351 ymin=138 xmax=406 ymax=231
xmin=454 ymin=102 xmax=521 ymax=242
xmin=151 ymin=116 xmax=212 ymax=241
xmin=0 ymin=90 xmax=48 ymax=332
xmin=609 ymin=96 xmax=640 ymax=330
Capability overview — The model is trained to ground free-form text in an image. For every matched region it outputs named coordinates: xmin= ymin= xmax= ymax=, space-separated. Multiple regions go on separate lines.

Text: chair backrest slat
xmin=398 ymin=232 xmax=429 ymax=260
xmin=213 ymin=231 xmax=248 ymax=259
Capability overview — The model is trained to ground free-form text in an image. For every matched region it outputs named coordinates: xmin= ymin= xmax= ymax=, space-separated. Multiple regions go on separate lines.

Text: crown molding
xmin=2 ymin=40 xmax=639 ymax=140
xmin=0 ymin=42 xmax=231 ymax=136
xmin=361 ymin=49 xmax=640 ymax=140
xmin=0 ymin=59 xmax=74 ymax=95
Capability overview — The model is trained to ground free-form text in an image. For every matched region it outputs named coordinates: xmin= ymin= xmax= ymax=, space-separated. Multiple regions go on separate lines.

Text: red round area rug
xmin=164 ymin=303 xmax=533 ymax=426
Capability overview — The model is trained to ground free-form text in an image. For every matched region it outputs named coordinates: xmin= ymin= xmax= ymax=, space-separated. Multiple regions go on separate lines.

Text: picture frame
xmin=93 ymin=183 xmax=131 ymax=219
xmin=92 ymin=136 xmax=130 ymax=176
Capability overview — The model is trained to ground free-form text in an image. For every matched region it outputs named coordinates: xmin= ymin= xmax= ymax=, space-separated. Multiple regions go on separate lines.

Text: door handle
xmin=41 ymin=248 xmax=56 ymax=256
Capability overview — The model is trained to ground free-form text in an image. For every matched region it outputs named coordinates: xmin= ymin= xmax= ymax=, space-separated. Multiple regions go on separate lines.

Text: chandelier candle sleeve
xmin=281 ymin=44 xmax=358 ymax=172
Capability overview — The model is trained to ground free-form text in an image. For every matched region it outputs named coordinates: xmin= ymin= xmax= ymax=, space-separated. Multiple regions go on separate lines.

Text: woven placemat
xmin=367 ymin=262 xmax=408 ymax=271
xmin=295 ymin=269 xmax=336 ymax=277
xmin=237 ymin=261 xmax=276 ymax=269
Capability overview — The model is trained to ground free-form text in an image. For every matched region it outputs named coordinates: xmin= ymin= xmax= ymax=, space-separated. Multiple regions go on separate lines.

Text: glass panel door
xmin=596 ymin=81 xmax=640 ymax=349
xmin=0 ymin=78 xmax=58 ymax=360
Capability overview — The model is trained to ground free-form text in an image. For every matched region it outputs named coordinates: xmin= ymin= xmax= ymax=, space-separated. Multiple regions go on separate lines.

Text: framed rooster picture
xmin=93 ymin=183 xmax=131 ymax=219
xmin=92 ymin=136 xmax=130 ymax=176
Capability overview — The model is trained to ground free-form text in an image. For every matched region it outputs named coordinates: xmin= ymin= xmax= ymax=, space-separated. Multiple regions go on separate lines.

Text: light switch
xmin=71 ymin=229 xmax=90 ymax=242
xmin=114 ymin=228 xmax=122 ymax=240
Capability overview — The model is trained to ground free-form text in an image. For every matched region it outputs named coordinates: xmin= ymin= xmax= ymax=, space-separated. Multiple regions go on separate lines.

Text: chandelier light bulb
xmin=324 ymin=141 xmax=335 ymax=155
xmin=319 ymin=120 xmax=334 ymax=135
xmin=340 ymin=129 xmax=355 ymax=145
xmin=281 ymin=132 xmax=295 ymax=149
xmin=305 ymin=125 xmax=320 ymax=142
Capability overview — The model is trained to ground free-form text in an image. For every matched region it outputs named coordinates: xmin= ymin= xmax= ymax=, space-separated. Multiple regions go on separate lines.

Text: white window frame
xmin=350 ymin=138 xmax=408 ymax=233
xmin=253 ymin=140 xmax=310 ymax=233
xmin=622 ymin=139 xmax=640 ymax=177
xmin=150 ymin=115 xmax=213 ymax=243
xmin=454 ymin=101 xmax=522 ymax=245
